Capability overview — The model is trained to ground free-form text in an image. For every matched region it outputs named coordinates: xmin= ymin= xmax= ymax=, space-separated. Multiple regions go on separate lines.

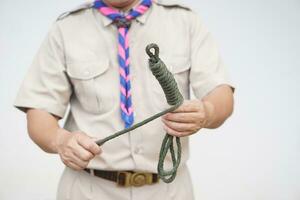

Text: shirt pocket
xmin=150 ymin=55 xmax=191 ymax=111
xmin=66 ymin=59 xmax=110 ymax=114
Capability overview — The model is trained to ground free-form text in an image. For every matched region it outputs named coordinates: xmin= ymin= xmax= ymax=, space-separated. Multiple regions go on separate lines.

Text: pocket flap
xmin=160 ymin=55 xmax=191 ymax=74
xmin=66 ymin=59 xmax=109 ymax=80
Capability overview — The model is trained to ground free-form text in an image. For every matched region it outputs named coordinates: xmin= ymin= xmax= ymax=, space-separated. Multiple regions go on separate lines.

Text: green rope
xmin=95 ymin=43 xmax=184 ymax=183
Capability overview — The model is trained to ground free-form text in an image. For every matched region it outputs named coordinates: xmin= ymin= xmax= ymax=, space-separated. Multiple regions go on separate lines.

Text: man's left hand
xmin=161 ymin=99 xmax=214 ymax=137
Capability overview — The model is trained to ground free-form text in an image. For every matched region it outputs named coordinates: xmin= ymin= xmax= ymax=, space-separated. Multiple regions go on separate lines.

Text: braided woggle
xmin=147 ymin=43 xmax=184 ymax=183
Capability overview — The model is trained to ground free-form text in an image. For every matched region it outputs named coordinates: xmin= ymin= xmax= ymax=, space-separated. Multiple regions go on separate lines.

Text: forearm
xmin=202 ymin=84 xmax=234 ymax=129
xmin=26 ymin=108 xmax=65 ymax=154
xmin=25 ymin=108 xmax=102 ymax=170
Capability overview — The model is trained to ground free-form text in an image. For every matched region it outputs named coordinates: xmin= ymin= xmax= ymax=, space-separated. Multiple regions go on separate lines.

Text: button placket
xmin=127 ymin=24 xmax=144 ymax=167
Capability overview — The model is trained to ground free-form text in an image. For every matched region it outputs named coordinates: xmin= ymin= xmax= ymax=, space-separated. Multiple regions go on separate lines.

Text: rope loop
xmin=146 ymin=43 xmax=160 ymax=63
xmin=157 ymin=134 xmax=181 ymax=183
xmin=145 ymin=43 xmax=183 ymax=182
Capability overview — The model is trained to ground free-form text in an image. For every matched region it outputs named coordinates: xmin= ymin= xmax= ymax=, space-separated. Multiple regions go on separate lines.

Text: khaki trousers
xmin=56 ymin=164 xmax=195 ymax=200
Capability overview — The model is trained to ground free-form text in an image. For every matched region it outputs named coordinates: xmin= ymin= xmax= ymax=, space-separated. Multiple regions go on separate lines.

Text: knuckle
xmin=66 ymin=142 xmax=73 ymax=149
xmin=65 ymin=161 xmax=73 ymax=168
xmin=95 ymin=148 xmax=101 ymax=155
xmin=165 ymin=127 xmax=172 ymax=134
xmin=167 ymin=127 xmax=177 ymax=136
xmin=174 ymin=132 xmax=181 ymax=137
xmin=73 ymin=161 xmax=81 ymax=168
xmin=162 ymin=118 xmax=169 ymax=125
xmin=167 ymin=113 xmax=174 ymax=120
xmin=83 ymin=162 xmax=89 ymax=168
xmin=79 ymin=161 xmax=88 ymax=169
xmin=93 ymin=147 xmax=101 ymax=154
xmin=161 ymin=118 xmax=167 ymax=125
xmin=66 ymin=143 xmax=73 ymax=150
xmin=165 ymin=125 xmax=171 ymax=132
xmin=82 ymin=155 xmax=89 ymax=161
xmin=77 ymin=163 xmax=85 ymax=169
xmin=63 ymin=151 xmax=72 ymax=158
xmin=170 ymin=130 xmax=179 ymax=137
xmin=87 ymin=142 xmax=95 ymax=151
xmin=84 ymin=153 xmax=93 ymax=161
xmin=178 ymin=131 xmax=184 ymax=137
xmin=64 ymin=157 xmax=72 ymax=163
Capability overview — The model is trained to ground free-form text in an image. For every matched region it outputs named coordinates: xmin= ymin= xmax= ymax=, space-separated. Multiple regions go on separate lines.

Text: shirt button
xmin=134 ymin=147 xmax=142 ymax=154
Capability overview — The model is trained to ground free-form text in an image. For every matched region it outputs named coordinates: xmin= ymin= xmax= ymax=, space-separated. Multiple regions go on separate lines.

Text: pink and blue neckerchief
xmin=93 ymin=0 xmax=153 ymax=128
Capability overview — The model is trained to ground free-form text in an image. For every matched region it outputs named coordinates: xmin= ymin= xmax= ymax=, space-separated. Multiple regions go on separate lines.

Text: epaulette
xmin=57 ymin=2 xmax=94 ymax=21
xmin=154 ymin=0 xmax=191 ymax=10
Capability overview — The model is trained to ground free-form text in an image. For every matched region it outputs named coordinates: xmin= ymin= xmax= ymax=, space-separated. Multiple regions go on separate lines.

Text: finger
xmin=69 ymin=152 xmax=89 ymax=169
xmin=76 ymin=134 xmax=102 ymax=155
xmin=172 ymin=100 xmax=202 ymax=113
xmin=163 ymin=124 xmax=190 ymax=137
xmin=73 ymin=143 xmax=95 ymax=161
xmin=162 ymin=112 xmax=200 ymax=123
xmin=162 ymin=118 xmax=196 ymax=132
xmin=63 ymin=159 xmax=82 ymax=171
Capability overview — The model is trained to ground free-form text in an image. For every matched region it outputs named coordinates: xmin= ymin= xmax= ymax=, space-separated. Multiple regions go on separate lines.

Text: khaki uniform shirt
xmin=13 ymin=0 xmax=235 ymax=173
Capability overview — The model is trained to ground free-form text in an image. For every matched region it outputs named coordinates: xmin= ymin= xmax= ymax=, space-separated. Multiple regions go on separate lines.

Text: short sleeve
xmin=189 ymin=11 xmax=236 ymax=99
xmin=13 ymin=22 xmax=72 ymax=118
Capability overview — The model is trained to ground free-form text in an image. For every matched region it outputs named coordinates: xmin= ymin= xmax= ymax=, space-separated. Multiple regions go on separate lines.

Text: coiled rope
xmin=96 ymin=43 xmax=184 ymax=183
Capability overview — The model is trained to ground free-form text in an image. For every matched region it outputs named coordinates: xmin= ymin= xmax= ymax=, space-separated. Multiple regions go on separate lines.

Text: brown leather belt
xmin=84 ymin=168 xmax=159 ymax=187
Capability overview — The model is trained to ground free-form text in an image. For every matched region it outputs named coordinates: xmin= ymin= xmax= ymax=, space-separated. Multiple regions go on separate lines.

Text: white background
xmin=0 ymin=0 xmax=299 ymax=199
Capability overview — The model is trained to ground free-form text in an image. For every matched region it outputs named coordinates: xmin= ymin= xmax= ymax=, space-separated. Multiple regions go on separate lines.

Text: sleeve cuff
xmin=192 ymin=77 xmax=236 ymax=100
xmin=13 ymin=99 xmax=68 ymax=119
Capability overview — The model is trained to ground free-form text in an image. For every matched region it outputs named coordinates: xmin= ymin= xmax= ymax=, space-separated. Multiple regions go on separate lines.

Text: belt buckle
xmin=117 ymin=171 xmax=155 ymax=187
xmin=117 ymin=171 xmax=132 ymax=187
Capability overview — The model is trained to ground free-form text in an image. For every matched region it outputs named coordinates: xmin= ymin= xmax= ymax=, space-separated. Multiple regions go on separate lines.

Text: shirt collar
xmin=96 ymin=2 xmax=153 ymax=27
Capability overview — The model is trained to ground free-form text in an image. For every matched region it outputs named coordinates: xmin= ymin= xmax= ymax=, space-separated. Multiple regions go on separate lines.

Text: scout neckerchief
xmin=93 ymin=0 xmax=153 ymax=128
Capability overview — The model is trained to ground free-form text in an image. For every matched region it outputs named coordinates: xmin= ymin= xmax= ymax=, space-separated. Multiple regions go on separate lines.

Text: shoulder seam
xmin=154 ymin=0 xmax=191 ymax=10
xmin=57 ymin=2 xmax=94 ymax=21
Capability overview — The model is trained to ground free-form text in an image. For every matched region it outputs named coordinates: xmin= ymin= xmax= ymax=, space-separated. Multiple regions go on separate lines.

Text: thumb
xmin=76 ymin=133 xmax=102 ymax=155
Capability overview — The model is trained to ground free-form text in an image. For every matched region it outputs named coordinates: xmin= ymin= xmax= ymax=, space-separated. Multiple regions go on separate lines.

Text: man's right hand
xmin=55 ymin=128 xmax=102 ymax=170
